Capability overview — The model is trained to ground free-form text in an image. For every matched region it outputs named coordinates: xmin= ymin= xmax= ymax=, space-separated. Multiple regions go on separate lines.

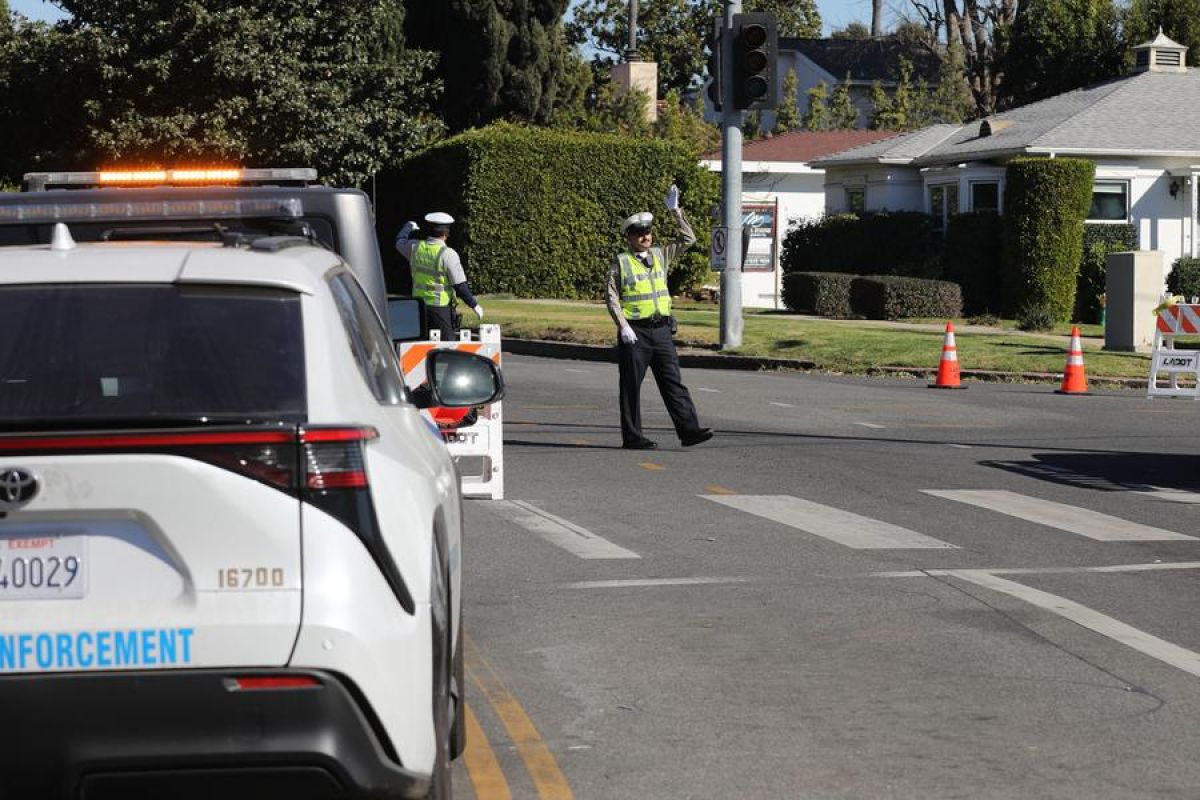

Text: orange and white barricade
xmin=1147 ymin=299 xmax=1200 ymax=399
xmin=398 ymin=325 xmax=504 ymax=499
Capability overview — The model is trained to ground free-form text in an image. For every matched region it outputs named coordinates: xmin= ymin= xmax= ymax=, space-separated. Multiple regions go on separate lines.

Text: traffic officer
xmin=395 ymin=212 xmax=483 ymax=340
xmin=607 ymin=184 xmax=713 ymax=450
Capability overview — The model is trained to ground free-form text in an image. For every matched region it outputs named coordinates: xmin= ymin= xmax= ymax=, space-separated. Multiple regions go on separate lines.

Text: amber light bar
xmin=98 ymin=169 xmax=244 ymax=184
xmin=22 ymin=167 xmax=318 ymax=192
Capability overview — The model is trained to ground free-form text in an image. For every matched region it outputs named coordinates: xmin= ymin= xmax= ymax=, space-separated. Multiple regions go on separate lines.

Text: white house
xmin=812 ymin=32 xmax=1200 ymax=287
xmin=701 ymin=129 xmax=895 ymax=308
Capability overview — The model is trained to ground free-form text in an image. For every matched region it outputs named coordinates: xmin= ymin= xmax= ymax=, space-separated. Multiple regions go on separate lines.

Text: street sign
xmin=710 ymin=226 xmax=727 ymax=270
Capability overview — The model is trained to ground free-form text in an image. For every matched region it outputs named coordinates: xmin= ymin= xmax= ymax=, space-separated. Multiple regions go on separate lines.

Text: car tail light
xmin=225 ymin=674 xmax=322 ymax=692
xmin=300 ymin=426 xmax=376 ymax=489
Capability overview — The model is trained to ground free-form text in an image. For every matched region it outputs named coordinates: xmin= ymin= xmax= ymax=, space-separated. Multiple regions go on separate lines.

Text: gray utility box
xmin=1104 ymin=250 xmax=1164 ymax=353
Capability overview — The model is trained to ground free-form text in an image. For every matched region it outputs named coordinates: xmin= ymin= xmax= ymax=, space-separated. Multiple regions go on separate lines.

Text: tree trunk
xmin=871 ymin=0 xmax=884 ymax=36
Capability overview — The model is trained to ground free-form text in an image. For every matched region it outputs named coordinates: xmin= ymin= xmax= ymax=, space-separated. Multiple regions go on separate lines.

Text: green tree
xmin=1123 ymin=0 xmax=1200 ymax=65
xmin=743 ymin=109 xmax=763 ymax=139
xmin=1001 ymin=0 xmax=1123 ymax=109
xmin=831 ymin=21 xmax=871 ymax=39
xmin=2 ymin=0 xmax=443 ymax=187
xmin=868 ymin=80 xmax=892 ymax=130
xmin=567 ymin=0 xmax=819 ymax=95
xmin=804 ymin=81 xmax=829 ymax=130
xmin=771 ymin=68 xmax=802 ymax=134
xmin=549 ymin=80 xmax=653 ymax=138
xmin=907 ymin=0 xmax=1019 ymax=117
xmin=654 ymin=89 xmax=721 ymax=154
xmin=405 ymin=0 xmax=577 ymax=132
xmin=828 ymin=76 xmax=860 ymax=128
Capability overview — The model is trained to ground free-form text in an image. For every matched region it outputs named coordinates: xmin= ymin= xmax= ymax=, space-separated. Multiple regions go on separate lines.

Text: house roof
xmin=703 ymin=129 xmax=897 ymax=164
xmin=782 ymin=37 xmax=940 ymax=85
xmin=812 ymin=66 xmax=1200 ymax=168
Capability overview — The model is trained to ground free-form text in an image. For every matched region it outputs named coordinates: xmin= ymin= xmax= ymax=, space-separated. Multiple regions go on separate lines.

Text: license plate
xmin=0 ymin=534 xmax=87 ymax=600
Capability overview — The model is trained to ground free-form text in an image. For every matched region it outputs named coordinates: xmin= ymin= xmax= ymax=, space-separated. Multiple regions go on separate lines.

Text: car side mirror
xmin=387 ymin=295 xmax=427 ymax=345
xmin=414 ymin=349 xmax=505 ymax=409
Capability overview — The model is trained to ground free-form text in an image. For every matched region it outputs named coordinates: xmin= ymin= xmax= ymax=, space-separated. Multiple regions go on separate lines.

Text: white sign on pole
xmin=710 ymin=226 xmax=727 ymax=270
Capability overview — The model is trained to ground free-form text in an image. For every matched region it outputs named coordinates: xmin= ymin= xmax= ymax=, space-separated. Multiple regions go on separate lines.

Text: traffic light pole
xmin=719 ymin=0 xmax=743 ymax=350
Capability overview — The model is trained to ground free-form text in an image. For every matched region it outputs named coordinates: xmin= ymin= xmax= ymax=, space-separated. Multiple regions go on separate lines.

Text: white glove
xmin=619 ymin=326 xmax=637 ymax=345
xmin=664 ymin=184 xmax=680 ymax=211
xmin=395 ymin=220 xmax=418 ymax=250
xmin=472 ymin=304 xmax=484 ymax=320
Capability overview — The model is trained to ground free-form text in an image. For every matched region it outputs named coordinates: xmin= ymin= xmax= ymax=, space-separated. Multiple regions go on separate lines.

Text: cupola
xmin=1132 ymin=28 xmax=1187 ymax=73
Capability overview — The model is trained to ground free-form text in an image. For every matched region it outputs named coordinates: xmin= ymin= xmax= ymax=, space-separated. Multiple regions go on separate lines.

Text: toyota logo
xmin=0 ymin=468 xmax=39 ymax=511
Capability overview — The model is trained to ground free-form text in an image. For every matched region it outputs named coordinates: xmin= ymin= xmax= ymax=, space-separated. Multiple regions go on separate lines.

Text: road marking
xmin=564 ymin=576 xmax=757 ymax=589
xmin=463 ymin=703 xmax=512 ymax=800
xmin=564 ymin=368 xmax=588 ymax=373
xmin=639 ymin=462 xmax=665 ymax=471
xmin=705 ymin=485 xmax=737 ymax=495
xmin=947 ymin=570 xmax=1200 ymax=679
xmin=466 ymin=638 xmax=574 ymax=800
xmin=769 ymin=401 xmax=795 ymax=408
xmin=946 ymin=443 xmax=972 ymax=449
xmin=923 ymin=490 xmax=1195 ymax=541
xmin=700 ymin=495 xmax=957 ymax=550
xmin=570 ymin=439 xmax=592 ymax=446
xmin=488 ymin=500 xmax=640 ymax=559
xmin=854 ymin=422 xmax=885 ymax=429
xmin=696 ymin=387 xmax=721 ymax=393
xmin=1132 ymin=486 xmax=1200 ymax=504
xmin=876 ymin=561 xmax=1200 ymax=578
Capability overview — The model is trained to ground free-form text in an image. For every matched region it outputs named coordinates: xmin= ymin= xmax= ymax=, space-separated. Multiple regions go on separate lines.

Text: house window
xmin=929 ymin=183 xmax=958 ymax=229
xmin=845 ymin=188 xmax=865 ymax=213
xmin=970 ymin=181 xmax=1000 ymax=212
xmin=1088 ymin=181 xmax=1129 ymax=221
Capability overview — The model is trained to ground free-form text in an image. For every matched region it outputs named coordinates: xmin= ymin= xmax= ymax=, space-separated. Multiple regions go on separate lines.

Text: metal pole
xmin=628 ymin=0 xmax=639 ymax=59
xmin=720 ymin=0 xmax=743 ymax=349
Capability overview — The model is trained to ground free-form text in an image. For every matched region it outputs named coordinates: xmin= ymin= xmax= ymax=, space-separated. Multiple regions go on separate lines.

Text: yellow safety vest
xmin=618 ymin=249 xmax=671 ymax=321
xmin=411 ymin=240 xmax=450 ymax=307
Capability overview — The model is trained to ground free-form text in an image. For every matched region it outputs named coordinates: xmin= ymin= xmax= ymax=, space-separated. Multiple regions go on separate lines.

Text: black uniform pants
xmin=617 ymin=321 xmax=702 ymax=445
xmin=425 ymin=304 xmax=457 ymax=341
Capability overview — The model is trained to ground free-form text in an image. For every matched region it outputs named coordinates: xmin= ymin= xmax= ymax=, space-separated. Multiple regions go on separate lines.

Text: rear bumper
xmin=0 ymin=668 xmax=429 ymax=800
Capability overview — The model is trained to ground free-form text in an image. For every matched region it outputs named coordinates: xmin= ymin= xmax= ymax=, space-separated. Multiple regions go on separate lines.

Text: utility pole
xmin=719 ymin=0 xmax=743 ymax=350
xmin=628 ymin=0 xmax=639 ymax=58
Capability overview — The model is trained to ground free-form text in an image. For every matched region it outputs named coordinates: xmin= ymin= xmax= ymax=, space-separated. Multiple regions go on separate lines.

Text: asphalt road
xmin=453 ymin=353 xmax=1200 ymax=800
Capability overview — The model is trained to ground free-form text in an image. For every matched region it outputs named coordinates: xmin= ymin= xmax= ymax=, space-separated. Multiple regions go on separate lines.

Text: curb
xmin=504 ymin=338 xmax=1149 ymax=390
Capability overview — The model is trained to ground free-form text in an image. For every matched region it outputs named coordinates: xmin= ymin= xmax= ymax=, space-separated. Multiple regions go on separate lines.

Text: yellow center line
xmin=571 ymin=438 xmax=593 ymax=446
xmin=463 ymin=703 xmax=512 ymax=800
xmin=639 ymin=462 xmax=665 ymax=471
xmin=466 ymin=637 xmax=574 ymax=800
xmin=704 ymin=485 xmax=737 ymax=495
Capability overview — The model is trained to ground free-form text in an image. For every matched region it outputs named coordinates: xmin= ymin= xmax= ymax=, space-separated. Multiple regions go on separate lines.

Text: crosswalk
xmin=483 ymin=487 xmax=1196 ymax=558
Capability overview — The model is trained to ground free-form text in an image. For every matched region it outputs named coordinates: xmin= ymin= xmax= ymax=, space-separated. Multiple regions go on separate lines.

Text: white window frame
xmin=1087 ymin=180 xmax=1130 ymax=223
xmin=968 ymin=180 xmax=1001 ymax=213
xmin=928 ymin=182 xmax=959 ymax=229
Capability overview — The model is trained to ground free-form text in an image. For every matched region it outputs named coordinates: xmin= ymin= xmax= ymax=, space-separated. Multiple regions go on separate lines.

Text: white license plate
xmin=0 ymin=534 xmax=87 ymax=600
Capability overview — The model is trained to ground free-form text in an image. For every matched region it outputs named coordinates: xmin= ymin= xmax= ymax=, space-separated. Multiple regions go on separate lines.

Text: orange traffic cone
xmin=929 ymin=321 xmax=966 ymax=389
xmin=1055 ymin=326 xmax=1090 ymax=395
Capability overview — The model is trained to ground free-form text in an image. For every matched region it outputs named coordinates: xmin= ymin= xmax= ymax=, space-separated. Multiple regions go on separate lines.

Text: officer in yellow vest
xmin=395 ymin=212 xmax=483 ymax=340
xmin=606 ymin=184 xmax=713 ymax=450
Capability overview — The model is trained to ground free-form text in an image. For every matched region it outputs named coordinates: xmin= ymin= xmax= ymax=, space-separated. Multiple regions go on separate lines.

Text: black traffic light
xmin=731 ymin=12 xmax=777 ymax=111
xmin=705 ymin=33 xmax=722 ymax=112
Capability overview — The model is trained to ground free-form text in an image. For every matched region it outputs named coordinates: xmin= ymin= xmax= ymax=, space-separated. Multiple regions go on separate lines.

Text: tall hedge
xmin=374 ymin=123 xmax=719 ymax=300
xmin=781 ymin=211 xmax=942 ymax=279
xmin=1077 ymin=222 xmax=1137 ymax=323
xmin=943 ymin=211 xmax=1003 ymax=316
xmin=1001 ymin=157 xmax=1095 ymax=321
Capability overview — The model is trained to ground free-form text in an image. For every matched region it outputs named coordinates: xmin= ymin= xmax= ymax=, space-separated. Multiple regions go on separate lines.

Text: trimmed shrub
xmin=1167 ymin=256 xmax=1200 ymax=300
xmin=782 ymin=211 xmax=942 ymax=278
xmin=1077 ymin=223 xmax=1137 ymax=323
xmin=1001 ymin=157 xmax=1095 ymax=321
xmin=850 ymin=276 xmax=963 ymax=320
xmin=375 ymin=123 xmax=719 ymax=299
xmin=943 ymin=211 xmax=1003 ymax=315
xmin=781 ymin=272 xmax=856 ymax=317
xmin=1017 ymin=302 xmax=1057 ymax=332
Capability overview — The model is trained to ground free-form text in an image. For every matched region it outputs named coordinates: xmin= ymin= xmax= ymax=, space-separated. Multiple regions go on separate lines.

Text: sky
xmin=9 ymin=0 xmax=900 ymax=35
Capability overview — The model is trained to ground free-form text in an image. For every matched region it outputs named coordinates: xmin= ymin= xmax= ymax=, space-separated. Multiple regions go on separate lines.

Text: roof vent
xmin=1132 ymin=28 xmax=1187 ymax=73
xmin=979 ymin=120 xmax=992 ymax=137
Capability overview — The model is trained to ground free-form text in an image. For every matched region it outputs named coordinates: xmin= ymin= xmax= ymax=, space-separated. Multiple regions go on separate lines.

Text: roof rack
xmin=22 ymin=168 xmax=319 ymax=192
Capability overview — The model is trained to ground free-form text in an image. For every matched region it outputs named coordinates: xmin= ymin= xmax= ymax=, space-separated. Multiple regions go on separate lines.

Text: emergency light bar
xmin=0 ymin=197 xmax=305 ymax=224
xmin=22 ymin=168 xmax=318 ymax=192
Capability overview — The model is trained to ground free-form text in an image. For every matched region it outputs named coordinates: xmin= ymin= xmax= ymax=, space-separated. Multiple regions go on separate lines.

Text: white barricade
xmin=1147 ymin=301 xmax=1200 ymax=399
xmin=398 ymin=325 xmax=504 ymax=499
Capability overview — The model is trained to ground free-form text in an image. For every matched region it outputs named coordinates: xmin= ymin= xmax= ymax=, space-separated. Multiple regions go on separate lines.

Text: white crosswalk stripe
xmin=923 ymin=489 xmax=1195 ymax=541
xmin=486 ymin=500 xmax=641 ymax=559
xmin=700 ymin=495 xmax=957 ymax=550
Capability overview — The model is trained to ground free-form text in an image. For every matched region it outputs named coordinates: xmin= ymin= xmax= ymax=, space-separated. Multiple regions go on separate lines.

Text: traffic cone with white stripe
xmin=1055 ymin=326 xmax=1090 ymax=395
xmin=929 ymin=321 xmax=966 ymax=389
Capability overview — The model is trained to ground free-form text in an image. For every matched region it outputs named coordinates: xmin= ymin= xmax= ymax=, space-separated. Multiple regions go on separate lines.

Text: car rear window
xmin=0 ymin=284 xmax=306 ymax=429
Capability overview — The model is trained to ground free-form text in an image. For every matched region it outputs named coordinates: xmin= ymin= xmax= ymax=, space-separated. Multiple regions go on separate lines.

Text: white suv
xmin=0 ymin=227 xmax=500 ymax=799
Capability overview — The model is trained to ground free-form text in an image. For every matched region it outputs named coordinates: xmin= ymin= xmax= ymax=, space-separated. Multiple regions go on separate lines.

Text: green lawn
xmin=471 ymin=296 xmax=1156 ymax=380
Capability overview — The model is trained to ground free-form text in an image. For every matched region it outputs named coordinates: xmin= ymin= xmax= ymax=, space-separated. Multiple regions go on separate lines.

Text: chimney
xmin=1132 ymin=28 xmax=1187 ymax=74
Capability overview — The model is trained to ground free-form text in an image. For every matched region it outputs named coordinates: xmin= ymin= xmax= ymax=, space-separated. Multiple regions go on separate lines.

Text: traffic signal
xmin=705 ymin=33 xmax=722 ymax=112
xmin=731 ymin=12 xmax=777 ymax=111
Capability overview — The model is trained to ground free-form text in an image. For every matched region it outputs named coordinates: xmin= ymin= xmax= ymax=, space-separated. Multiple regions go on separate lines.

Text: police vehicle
xmin=0 ymin=223 xmax=500 ymax=798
